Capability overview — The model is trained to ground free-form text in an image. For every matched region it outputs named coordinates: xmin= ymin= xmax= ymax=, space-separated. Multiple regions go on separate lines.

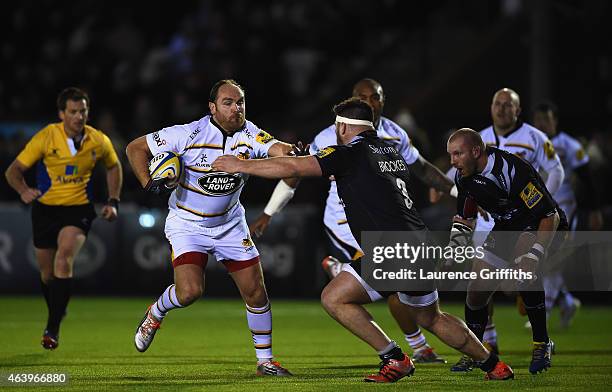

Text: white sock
xmin=561 ymin=288 xmax=575 ymax=308
xmin=543 ymin=273 xmax=564 ymax=312
xmin=151 ymin=284 xmax=183 ymax=320
xmin=405 ymin=328 xmax=428 ymax=352
xmin=246 ymin=302 xmax=273 ymax=364
xmin=483 ymin=323 xmax=497 ymax=344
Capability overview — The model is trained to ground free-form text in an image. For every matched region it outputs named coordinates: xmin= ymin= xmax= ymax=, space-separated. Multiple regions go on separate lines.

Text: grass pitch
xmin=1 ymin=296 xmax=611 ymax=391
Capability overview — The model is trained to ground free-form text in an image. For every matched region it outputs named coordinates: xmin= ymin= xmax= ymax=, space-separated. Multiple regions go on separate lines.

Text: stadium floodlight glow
xmin=138 ymin=213 xmax=156 ymax=228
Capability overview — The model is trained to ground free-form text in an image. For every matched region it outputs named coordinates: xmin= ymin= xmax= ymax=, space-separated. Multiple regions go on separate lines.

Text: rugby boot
xmin=484 ymin=361 xmax=514 ymax=380
xmin=450 ymin=355 xmax=475 ymax=372
xmin=364 ymin=353 xmax=415 ymax=383
xmin=529 ymin=340 xmax=554 ymax=374
xmin=41 ymin=329 xmax=59 ymax=350
xmin=134 ymin=305 xmax=161 ymax=352
xmin=412 ymin=347 xmax=447 ymax=363
xmin=321 ymin=256 xmax=343 ymax=280
xmin=256 ymin=360 xmax=293 ymax=376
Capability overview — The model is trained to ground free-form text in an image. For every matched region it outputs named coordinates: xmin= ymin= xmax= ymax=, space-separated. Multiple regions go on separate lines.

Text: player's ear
xmin=472 ymin=145 xmax=481 ymax=159
xmin=58 ymin=110 xmax=65 ymax=121
xmin=208 ymin=101 xmax=216 ymax=114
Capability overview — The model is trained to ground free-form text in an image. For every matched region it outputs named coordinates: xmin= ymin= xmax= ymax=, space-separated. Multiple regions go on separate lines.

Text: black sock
xmin=46 ymin=277 xmax=72 ymax=334
xmin=479 ymin=352 xmax=499 ymax=372
xmin=521 ymin=290 xmax=549 ymax=343
xmin=41 ymin=278 xmax=51 ymax=309
xmin=379 ymin=345 xmax=404 ymax=362
xmin=465 ymin=303 xmax=488 ymax=342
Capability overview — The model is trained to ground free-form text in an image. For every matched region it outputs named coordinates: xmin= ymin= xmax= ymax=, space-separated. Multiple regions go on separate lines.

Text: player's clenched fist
xmin=212 ymin=155 xmax=243 ymax=173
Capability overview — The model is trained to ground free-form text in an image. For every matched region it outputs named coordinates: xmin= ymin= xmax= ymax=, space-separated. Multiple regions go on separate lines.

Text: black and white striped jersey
xmin=455 ymin=147 xmax=567 ymax=231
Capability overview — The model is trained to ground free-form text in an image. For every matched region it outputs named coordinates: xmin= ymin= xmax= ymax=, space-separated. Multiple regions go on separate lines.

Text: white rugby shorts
xmin=165 ymin=209 xmax=259 ymax=263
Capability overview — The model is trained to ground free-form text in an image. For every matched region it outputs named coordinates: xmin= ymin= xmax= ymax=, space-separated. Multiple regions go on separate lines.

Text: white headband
xmin=335 ymin=115 xmax=374 ymax=127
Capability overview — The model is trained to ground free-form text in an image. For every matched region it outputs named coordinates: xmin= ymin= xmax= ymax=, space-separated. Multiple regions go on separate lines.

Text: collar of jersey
xmin=493 ymin=119 xmax=524 ymax=142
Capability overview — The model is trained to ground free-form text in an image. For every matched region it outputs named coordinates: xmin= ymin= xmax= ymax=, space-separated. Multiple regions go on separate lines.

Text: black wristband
xmin=107 ymin=198 xmax=120 ymax=211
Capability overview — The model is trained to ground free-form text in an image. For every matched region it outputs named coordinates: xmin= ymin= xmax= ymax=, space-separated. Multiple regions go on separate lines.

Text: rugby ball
xmin=149 ymin=151 xmax=183 ymax=182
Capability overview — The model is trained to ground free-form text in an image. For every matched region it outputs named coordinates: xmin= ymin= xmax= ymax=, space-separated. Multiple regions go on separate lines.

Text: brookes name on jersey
xmin=197 ymin=172 xmax=244 ymax=196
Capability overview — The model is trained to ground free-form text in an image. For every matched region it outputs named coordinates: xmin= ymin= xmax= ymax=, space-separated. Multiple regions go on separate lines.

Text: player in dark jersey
xmin=213 ymin=99 xmax=513 ymax=383
xmin=446 ymin=128 xmax=567 ymax=374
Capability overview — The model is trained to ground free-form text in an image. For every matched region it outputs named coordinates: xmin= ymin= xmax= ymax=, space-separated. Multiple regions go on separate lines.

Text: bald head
xmin=491 ymin=88 xmax=521 ymax=134
xmin=447 ymin=128 xmax=486 ymax=177
xmin=493 ymin=88 xmax=520 ymax=106
xmin=448 ymin=128 xmax=485 ymax=150
xmin=352 ymin=78 xmax=384 ymax=127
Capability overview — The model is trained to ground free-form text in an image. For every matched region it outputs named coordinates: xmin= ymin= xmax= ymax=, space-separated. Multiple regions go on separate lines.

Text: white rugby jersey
xmin=479 ymin=122 xmax=562 ymax=173
xmin=146 ymin=115 xmax=278 ymax=226
xmin=550 ymin=131 xmax=589 ymax=217
xmin=309 ymin=117 xmax=420 ymax=236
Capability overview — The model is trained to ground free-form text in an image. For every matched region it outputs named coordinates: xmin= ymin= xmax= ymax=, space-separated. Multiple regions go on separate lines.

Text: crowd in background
xmin=1 ymin=0 xmax=610 ymax=220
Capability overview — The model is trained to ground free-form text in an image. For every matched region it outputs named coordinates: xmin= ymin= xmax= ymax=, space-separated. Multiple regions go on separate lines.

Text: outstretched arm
xmin=212 ymin=155 xmax=322 ymax=179
xmin=408 ymin=156 xmax=454 ymax=194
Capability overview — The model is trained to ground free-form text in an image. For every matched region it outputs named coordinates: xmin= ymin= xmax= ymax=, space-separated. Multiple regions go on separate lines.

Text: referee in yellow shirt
xmin=4 ymin=87 xmax=123 ymax=350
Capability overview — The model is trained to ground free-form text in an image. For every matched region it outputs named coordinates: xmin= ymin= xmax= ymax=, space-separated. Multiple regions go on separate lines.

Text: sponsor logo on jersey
xmin=194 ymin=154 xmax=208 ymax=167
xmin=520 ymin=182 xmax=543 ymax=209
xmin=65 ymin=165 xmax=78 ymax=175
xmin=256 ymin=130 xmax=274 ymax=144
xmin=369 ymin=145 xmax=398 ymax=155
xmin=576 ymin=148 xmax=585 ymax=161
xmin=55 ymin=175 xmax=84 ymax=184
xmin=197 ymin=172 xmax=243 ymax=196
xmin=153 ymin=132 xmax=166 ymax=147
xmin=189 ymin=127 xmax=200 ymax=140
xmin=316 ymin=147 xmax=335 ymax=158
xmin=544 ymin=140 xmax=556 ymax=159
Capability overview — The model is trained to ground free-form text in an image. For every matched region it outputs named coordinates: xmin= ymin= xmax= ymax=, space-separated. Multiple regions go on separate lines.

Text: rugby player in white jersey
xmin=125 ymin=79 xmax=294 ymax=377
xmin=251 ymin=79 xmax=456 ymax=363
xmin=443 ymin=88 xmax=565 ymax=371
xmin=533 ymin=101 xmax=603 ymax=327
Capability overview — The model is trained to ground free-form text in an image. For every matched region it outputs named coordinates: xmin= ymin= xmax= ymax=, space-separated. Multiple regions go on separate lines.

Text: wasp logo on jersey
xmin=238 ymin=150 xmax=251 ymax=160
xmin=197 ymin=172 xmax=243 ymax=196
xmin=544 ymin=140 xmax=556 ymax=159
xmin=256 ymin=130 xmax=274 ymax=144
xmin=242 ymin=238 xmax=254 ymax=252
xmin=316 ymin=147 xmax=335 ymax=158
xmin=520 ymin=182 xmax=543 ymax=209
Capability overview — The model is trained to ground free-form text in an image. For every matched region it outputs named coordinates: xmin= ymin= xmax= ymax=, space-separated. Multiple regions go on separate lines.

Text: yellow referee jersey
xmin=16 ymin=122 xmax=119 ymax=206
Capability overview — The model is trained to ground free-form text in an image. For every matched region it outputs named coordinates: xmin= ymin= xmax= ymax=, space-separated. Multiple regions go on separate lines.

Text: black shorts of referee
xmin=31 ymin=201 xmax=97 ymax=249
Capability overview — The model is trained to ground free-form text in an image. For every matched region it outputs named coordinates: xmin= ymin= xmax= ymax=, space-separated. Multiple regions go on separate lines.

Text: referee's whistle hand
xmin=212 ymin=155 xmax=241 ymax=173
xmin=20 ymin=188 xmax=41 ymax=204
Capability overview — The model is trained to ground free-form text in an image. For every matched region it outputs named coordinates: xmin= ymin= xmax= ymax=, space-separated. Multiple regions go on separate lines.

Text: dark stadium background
xmin=1 ymin=0 xmax=611 ymax=300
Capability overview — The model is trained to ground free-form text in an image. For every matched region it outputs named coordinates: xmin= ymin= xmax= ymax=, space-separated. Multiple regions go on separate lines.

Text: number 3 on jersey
xmin=396 ymin=178 xmax=413 ymax=209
